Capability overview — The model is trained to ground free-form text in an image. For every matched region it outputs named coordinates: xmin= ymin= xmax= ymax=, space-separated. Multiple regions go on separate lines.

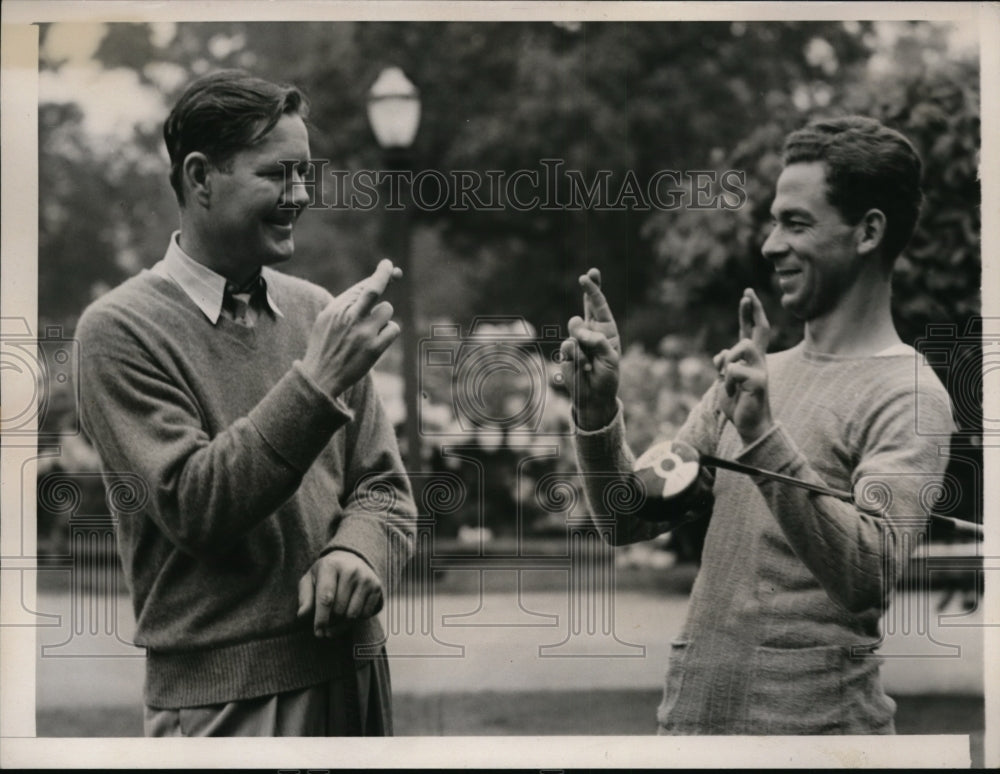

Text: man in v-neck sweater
xmin=75 ymin=70 xmax=416 ymax=736
xmin=560 ymin=117 xmax=955 ymax=734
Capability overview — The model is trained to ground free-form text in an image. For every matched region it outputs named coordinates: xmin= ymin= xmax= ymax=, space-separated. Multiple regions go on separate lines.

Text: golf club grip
xmin=928 ymin=514 xmax=984 ymax=539
xmin=700 ymin=454 xmax=854 ymax=502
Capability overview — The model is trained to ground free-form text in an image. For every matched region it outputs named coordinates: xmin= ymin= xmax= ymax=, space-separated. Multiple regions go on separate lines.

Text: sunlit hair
xmin=164 ymin=69 xmax=309 ymax=204
xmin=783 ymin=116 xmax=923 ymax=268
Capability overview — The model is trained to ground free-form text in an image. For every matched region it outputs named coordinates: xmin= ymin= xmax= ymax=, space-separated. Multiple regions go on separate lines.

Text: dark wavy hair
xmin=164 ymin=69 xmax=309 ymax=204
xmin=782 ymin=116 xmax=923 ymax=268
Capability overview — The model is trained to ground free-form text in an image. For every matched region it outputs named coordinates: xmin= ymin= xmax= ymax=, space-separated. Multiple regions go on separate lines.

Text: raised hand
xmin=333 ymin=259 xmax=403 ymax=311
xmin=713 ymin=288 xmax=774 ymax=444
xmin=560 ymin=268 xmax=621 ymax=430
xmin=301 ymin=259 xmax=401 ymax=398
xmin=297 ymin=550 xmax=383 ymax=638
xmin=581 ymin=268 xmax=622 ymax=356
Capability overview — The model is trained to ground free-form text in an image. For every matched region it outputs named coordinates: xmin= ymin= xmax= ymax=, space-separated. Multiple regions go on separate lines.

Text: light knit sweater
xmin=575 ymin=343 xmax=953 ymax=734
xmin=76 ymin=268 xmax=416 ymax=709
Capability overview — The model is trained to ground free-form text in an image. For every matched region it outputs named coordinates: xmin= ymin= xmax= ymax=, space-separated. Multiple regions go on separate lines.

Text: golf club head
xmin=633 ymin=438 xmax=702 ymax=501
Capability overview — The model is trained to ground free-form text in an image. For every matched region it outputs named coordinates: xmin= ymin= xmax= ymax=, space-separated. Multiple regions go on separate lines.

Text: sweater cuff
xmin=573 ymin=399 xmax=629 ymax=468
xmin=248 ymin=362 xmax=354 ymax=474
xmin=735 ymin=421 xmax=807 ymax=477
xmin=324 ymin=518 xmax=389 ymax=583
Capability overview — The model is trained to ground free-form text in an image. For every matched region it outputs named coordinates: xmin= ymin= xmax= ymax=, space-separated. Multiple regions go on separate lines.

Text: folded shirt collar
xmin=153 ymin=232 xmax=284 ymax=324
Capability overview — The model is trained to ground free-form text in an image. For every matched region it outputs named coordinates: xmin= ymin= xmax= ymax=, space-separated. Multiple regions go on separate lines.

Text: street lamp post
xmin=367 ymin=67 xmax=422 ymax=471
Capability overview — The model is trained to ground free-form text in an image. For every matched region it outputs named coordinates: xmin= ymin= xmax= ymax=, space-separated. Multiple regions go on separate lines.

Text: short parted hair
xmin=782 ymin=116 xmax=923 ymax=267
xmin=164 ymin=69 xmax=309 ymax=204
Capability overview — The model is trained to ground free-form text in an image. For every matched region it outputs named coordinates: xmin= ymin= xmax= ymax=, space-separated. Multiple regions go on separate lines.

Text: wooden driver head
xmin=633 ymin=439 xmax=703 ymax=504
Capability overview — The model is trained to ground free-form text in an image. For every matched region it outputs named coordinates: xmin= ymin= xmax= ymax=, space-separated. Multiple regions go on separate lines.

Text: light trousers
xmin=144 ymin=655 xmax=392 ymax=737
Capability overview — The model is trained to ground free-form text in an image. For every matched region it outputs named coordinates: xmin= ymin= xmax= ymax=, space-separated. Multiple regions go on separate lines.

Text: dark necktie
xmin=223 ymin=276 xmax=266 ymax=328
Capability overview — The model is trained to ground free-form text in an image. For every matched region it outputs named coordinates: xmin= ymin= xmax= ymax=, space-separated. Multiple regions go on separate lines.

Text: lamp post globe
xmin=367 ymin=67 xmax=421 ymax=151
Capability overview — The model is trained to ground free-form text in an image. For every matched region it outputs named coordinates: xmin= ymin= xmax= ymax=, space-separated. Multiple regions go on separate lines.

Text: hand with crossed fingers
xmin=301 ymin=258 xmax=402 ymax=400
xmin=560 ymin=268 xmax=622 ymax=431
xmin=712 ymin=288 xmax=775 ymax=445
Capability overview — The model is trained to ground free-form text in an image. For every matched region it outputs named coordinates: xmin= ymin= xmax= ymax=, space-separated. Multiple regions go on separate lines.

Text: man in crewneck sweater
xmin=76 ymin=70 xmax=416 ymax=736
xmin=560 ymin=116 xmax=954 ymax=733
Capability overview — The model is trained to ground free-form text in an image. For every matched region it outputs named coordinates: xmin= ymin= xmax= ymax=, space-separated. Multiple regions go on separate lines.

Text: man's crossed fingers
xmin=350 ymin=258 xmax=401 ymax=321
xmin=716 ymin=338 xmax=768 ymax=397
xmin=330 ymin=258 xmax=401 ymax=322
xmin=562 ymin=315 xmax=615 ymax=368
xmin=561 ymin=267 xmax=622 ymax=372
xmin=580 ymin=268 xmax=621 ymax=354
xmin=715 ymin=288 xmax=771 ymax=392
xmin=739 ymin=287 xmax=771 ymax=352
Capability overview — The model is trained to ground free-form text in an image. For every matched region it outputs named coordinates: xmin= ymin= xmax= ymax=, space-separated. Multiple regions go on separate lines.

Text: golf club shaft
xmin=700 ymin=454 xmax=854 ymax=502
xmin=700 ymin=454 xmax=984 ymax=539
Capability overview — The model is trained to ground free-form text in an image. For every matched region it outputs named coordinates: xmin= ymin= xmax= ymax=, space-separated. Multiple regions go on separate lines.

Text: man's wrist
xmin=737 ymin=419 xmax=774 ymax=446
xmin=576 ymin=402 xmax=617 ymax=431
xmin=300 ymin=359 xmax=345 ymax=400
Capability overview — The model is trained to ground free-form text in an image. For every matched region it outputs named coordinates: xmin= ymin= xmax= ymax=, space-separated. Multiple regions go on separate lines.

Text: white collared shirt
xmin=151 ymin=231 xmax=284 ymax=325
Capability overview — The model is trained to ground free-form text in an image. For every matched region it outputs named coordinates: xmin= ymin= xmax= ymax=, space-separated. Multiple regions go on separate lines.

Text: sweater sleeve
xmin=572 ymin=384 xmax=724 ymax=545
xmin=77 ymin=311 xmax=353 ymax=559
xmin=324 ymin=372 xmax=417 ymax=590
xmin=737 ymin=383 xmax=953 ymax=613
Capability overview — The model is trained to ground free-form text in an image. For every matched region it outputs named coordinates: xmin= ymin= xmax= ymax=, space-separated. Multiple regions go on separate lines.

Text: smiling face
xmin=761 ymin=161 xmax=863 ymax=322
xmin=200 ymin=112 xmax=312 ymax=279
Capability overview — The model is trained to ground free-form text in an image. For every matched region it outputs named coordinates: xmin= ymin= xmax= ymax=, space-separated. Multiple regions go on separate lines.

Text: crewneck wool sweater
xmin=576 ymin=343 xmax=953 ymax=734
xmin=76 ymin=268 xmax=416 ymax=709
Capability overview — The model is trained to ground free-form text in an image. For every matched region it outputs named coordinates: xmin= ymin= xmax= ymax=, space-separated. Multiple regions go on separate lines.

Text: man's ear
xmin=856 ymin=208 xmax=887 ymax=258
xmin=181 ymin=152 xmax=213 ymax=208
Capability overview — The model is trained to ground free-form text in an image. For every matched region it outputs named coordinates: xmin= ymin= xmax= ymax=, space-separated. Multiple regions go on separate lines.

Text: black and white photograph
xmin=1 ymin=1 xmax=996 ymax=769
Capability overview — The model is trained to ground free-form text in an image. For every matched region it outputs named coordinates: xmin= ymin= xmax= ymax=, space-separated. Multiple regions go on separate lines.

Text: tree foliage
xmin=40 ymin=21 xmax=979 ymax=342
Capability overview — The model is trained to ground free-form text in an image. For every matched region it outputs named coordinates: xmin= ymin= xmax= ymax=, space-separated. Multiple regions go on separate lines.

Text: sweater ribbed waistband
xmin=144 ymin=621 xmax=383 ymax=709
